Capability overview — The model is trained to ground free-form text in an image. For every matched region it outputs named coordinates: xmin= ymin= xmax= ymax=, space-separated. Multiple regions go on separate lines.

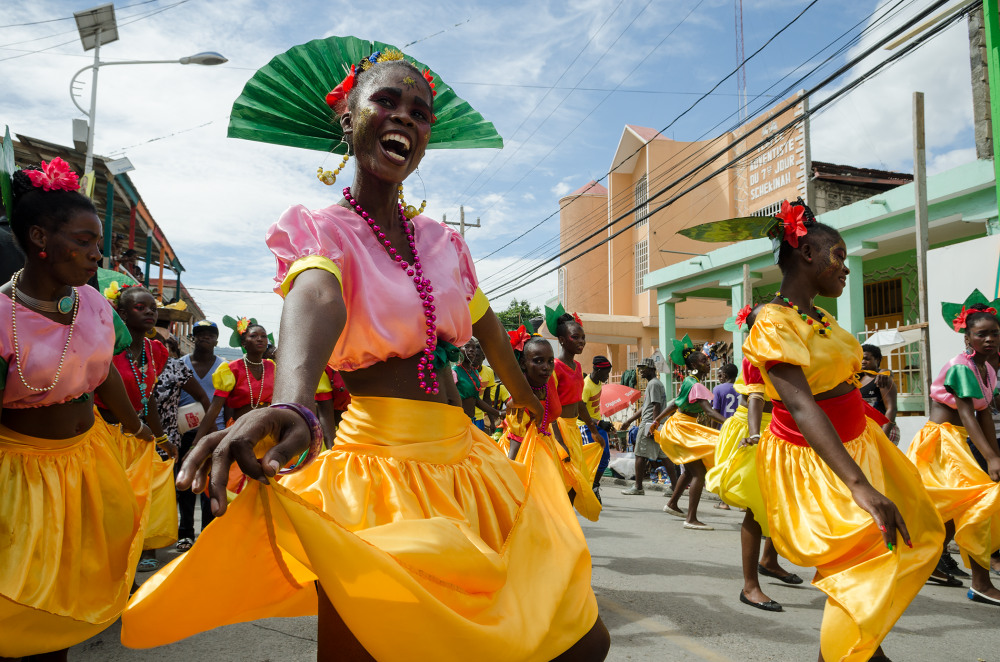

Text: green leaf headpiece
xmin=941 ymin=289 xmax=1000 ymax=333
xmin=679 ymin=198 xmax=816 ymax=264
xmin=227 ymin=36 xmax=503 ymax=154
xmin=669 ymin=334 xmax=697 ymax=366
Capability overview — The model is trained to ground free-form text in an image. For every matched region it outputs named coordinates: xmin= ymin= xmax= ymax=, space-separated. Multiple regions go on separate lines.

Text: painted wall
xmin=559 ymin=189 xmax=610 ymax=315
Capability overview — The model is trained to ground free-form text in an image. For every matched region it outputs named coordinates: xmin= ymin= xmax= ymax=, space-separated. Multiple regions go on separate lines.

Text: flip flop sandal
xmin=758 ymin=565 xmax=804 ymax=584
xmin=175 ymin=538 xmax=194 ymax=552
xmin=967 ymin=587 xmax=1000 ymax=606
xmin=739 ymin=591 xmax=782 ymax=612
xmin=137 ymin=558 xmax=159 ymax=573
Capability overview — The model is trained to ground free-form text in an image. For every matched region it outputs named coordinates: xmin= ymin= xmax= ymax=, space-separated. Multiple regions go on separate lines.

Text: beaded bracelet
xmin=270 ymin=402 xmax=324 ymax=475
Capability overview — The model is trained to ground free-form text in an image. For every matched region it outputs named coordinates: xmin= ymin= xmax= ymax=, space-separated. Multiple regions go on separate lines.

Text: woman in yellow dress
xmin=906 ymin=291 xmax=1000 ymax=606
xmin=0 ymin=157 xmax=155 ymax=660
xmin=650 ymin=334 xmax=725 ymax=530
xmin=121 ymin=40 xmax=608 ymax=661
xmin=705 ymin=305 xmax=802 ymax=612
xmin=735 ymin=200 xmax=943 ymax=662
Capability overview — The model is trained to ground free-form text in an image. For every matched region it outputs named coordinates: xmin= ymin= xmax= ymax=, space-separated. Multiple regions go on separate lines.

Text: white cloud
xmin=927 ymin=146 xmax=977 ymax=175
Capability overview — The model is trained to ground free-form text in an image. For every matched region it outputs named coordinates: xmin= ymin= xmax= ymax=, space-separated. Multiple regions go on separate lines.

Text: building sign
xmin=733 ymin=93 xmax=810 ymax=216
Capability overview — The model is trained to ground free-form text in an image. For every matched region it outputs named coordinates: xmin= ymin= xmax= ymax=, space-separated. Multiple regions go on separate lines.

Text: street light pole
xmin=84 ymin=27 xmax=102 ymax=176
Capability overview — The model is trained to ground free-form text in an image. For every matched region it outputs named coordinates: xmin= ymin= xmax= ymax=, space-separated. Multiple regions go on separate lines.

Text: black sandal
xmin=927 ymin=570 xmax=963 ymax=587
xmin=758 ymin=564 xmax=804 ymax=585
xmin=739 ymin=590 xmax=783 ymax=612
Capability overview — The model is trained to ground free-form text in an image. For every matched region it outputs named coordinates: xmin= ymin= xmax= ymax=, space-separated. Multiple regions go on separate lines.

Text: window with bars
xmin=627 ymin=349 xmax=638 ymax=370
xmin=557 ymin=268 xmax=566 ymax=305
xmin=635 ymin=175 xmax=648 ymax=226
xmin=864 ymin=278 xmax=903 ymax=317
xmin=634 ymin=239 xmax=648 ymax=294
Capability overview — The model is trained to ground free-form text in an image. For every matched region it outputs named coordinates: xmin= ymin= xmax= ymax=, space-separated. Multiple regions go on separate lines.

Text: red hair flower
xmin=508 ymin=324 xmax=531 ymax=352
xmin=775 ymin=199 xmax=808 ymax=248
xmin=25 ymin=157 xmax=79 ymax=192
xmin=573 ymin=312 xmax=583 ymax=327
xmin=953 ymin=305 xmax=998 ymax=332
xmin=325 ymin=64 xmax=356 ymax=112
xmin=734 ymin=304 xmax=753 ymax=330
xmin=422 ymin=68 xmax=437 ymax=97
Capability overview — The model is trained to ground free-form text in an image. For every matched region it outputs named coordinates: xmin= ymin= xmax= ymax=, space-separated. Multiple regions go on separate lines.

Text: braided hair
xmin=10 ymin=168 xmax=96 ymax=253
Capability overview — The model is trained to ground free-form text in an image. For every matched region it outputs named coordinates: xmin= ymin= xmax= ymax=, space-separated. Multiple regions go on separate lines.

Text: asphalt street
xmin=73 ymin=480 xmax=998 ymax=661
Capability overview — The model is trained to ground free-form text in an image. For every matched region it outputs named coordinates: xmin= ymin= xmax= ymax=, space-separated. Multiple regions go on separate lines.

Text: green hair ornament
xmin=941 ymin=289 xmax=1000 ymax=333
xmin=222 ymin=314 xmax=259 ymax=349
xmin=544 ymin=303 xmax=583 ymax=338
xmin=669 ymin=334 xmax=697 ymax=366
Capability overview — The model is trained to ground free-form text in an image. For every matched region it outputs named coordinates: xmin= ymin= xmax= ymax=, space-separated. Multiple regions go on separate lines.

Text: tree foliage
xmin=496 ymin=298 xmax=541 ymax=331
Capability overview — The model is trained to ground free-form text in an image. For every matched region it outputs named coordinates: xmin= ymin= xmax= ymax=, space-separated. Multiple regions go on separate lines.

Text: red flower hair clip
xmin=422 ymin=69 xmax=436 ymax=97
xmin=325 ymin=64 xmax=356 ymax=112
xmin=953 ymin=305 xmax=998 ymax=332
xmin=508 ymin=324 xmax=532 ymax=352
xmin=25 ymin=157 xmax=79 ymax=192
xmin=775 ymin=199 xmax=808 ymax=248
xmin=734 ymin=304 xmax=753 ymax=331
xmin=573 ymin=312 xmax=583 ymax=326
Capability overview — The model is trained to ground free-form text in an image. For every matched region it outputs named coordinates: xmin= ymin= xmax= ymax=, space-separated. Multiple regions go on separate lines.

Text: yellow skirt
xmin=98 ymin=415 xmax=177 ymax=550
xmin=906 ymin=421 xmax=1000 ymax=569
xmin=655 ymin=411 xmax=717 ymax=468
xmin=553 ymin=419 xmax=602 ymax=521
xmin=705 ymin=406 xmax=771 ymax=534
xmin=0 ymin=422 xmax=143 ymax=657
xmin=122 ymin=397 xmax=598 ymax=661
xmin=758 ymin=418 xmax=944 ymax=662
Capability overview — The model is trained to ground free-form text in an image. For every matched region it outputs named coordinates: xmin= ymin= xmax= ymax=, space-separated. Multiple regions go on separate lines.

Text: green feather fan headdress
xmin=669 ymin=334 xmax=697 ymax=366
xmin=227 ymin=36 xmax=503 ymax=153
xmin=942 ymin=289 xmax=1000 ymax=333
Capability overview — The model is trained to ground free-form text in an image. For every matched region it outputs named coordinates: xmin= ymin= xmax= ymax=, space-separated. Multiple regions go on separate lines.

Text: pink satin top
xmin=930 ymin=352 xmax=997 ymax=411
xmin=267 ymin=204 xmax=483 ymax=371
xmin=1 ymin=286 xmax=116 ymax=408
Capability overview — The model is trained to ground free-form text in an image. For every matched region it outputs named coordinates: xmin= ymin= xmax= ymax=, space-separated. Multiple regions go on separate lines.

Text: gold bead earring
xmin=317 ymin=152 xmax=350 ymax=186
xmin=397 ymin=183 xmax=427 ymax=219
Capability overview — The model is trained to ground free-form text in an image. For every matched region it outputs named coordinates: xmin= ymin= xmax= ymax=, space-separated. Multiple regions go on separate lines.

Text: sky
xmin=0 ymin=0 xmax=978 ymax=337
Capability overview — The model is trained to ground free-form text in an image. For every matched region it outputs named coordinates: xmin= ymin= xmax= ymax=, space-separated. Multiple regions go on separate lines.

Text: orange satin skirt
xmin=655 ymin=411 xmax=717 ymax=467
xmin=122 ymin=397 xmax=598 ymax=661
xmin=0 ymin=423 xmax=143 ymax=657
xmin=759 ymin=417 xmax=943 ymax=661
xmin=906 ymin=421 xmax=1000 ymax=569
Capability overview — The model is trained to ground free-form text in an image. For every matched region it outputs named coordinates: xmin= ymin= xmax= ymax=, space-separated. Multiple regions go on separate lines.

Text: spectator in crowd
xmin=712 ymin=363 xmax=740 ymax=422
xmin=174 ymin=320 xmax=225 ymax=552
xmin=858 ymin=344 xmax=899 ymax=444
xmin=621 ymin=358 xmax=677 ymax=495
xmin=581 ymin=356 xmax=613 ymax=502
xmin=0 ymin=211 xmax=24 ymax=283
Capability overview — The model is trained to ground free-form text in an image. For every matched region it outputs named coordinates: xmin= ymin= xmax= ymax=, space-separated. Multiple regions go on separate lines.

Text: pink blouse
xmin=1 ymin=286 xmax=116 ymax=408
xmin=930 ymin=352 xmax=997 ymax=411
xmin=266 ymin=204 xmax=488 ymax=371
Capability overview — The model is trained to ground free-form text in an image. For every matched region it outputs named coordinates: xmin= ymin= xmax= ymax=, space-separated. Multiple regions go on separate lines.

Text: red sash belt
xmin=769 ymin=389 xmax=887 ymax=447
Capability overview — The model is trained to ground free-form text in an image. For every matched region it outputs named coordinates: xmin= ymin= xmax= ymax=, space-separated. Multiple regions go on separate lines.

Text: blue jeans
xmin=473 ymin=418 xmax=486 ymax=431
xmin=582 ymin=425 xmax=611 ymax=487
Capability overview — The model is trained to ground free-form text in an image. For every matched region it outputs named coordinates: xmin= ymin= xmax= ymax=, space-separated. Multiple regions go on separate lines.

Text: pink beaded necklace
xmin=344 ymin=187 xmax=439 ymax=395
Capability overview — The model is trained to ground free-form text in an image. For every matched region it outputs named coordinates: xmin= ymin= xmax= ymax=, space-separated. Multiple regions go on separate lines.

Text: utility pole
xmin=443 ymin=205 xmax=481 ymax=238
xmin=913 ymin=91 xmax=932 ymax=415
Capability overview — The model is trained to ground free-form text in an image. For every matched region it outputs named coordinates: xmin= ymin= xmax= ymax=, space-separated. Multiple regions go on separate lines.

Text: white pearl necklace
xmin=10 ymin=270 xmax=79 ymax=392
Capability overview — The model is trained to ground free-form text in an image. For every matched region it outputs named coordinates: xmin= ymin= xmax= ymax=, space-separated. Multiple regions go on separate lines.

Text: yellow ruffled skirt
xmin=655 ymin=411 xmax=717 ymax=468
xmin=0 ymin=423 xmax=143 ymax=658
xmin=705 ymin=406 xmax=771 ymax=535
xmin=98 ymin=415 xmax=177 ymax=549
xmin=906 ymin=421 xmax=1000 ymax=569
xmin=554 ymin=419 xmax=602 ymax=521
xmin=122 ymin=397 xmax=598 ymax=661
xmin=758 ymin=418 xmax=944 ymax=662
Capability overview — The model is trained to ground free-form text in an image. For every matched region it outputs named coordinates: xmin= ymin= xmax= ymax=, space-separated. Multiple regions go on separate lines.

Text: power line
xmin=486 ymin=0 xmax=962 ymax=301
xmin=0 ymin=0 xmax=161 ymax=29
xmin=478 ymin=0 xmax=911 ymax=284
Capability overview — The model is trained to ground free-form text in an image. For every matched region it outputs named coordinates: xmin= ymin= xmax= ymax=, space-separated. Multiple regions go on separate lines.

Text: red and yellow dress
xmin=0 ymin=286 xmax=143 ymax=657
xmin=907 ymin=352 xmax=1000 ymax=570
xmin=212 ymin=357 xmax=276 ymax=411
xmin=654 ymin=375 xmax=718 ymax=467
xmin=96 ymin=337 xmax=176 ymax=550
xmin=315 ymin=365 xmax=350 ymax=411
xmin=122 ymin=204 xmax=598 ymax=661
xmin=554 ymin=358 xmax=603 ymax=520
xmin=745 ymin=304 xmax=943 ymax=662
xmin=705 ymin=358 xmax=771 ymax=533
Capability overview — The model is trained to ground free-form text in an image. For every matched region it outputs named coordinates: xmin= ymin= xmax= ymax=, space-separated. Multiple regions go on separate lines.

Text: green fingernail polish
xmin=887 ymin=542 xmax=893 ymax=551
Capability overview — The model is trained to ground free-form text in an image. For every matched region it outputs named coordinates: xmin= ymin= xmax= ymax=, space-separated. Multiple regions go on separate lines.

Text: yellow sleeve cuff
xmin=279 ymin=255 xmax=343 ymax=298
xmin=469 ymin=288 xmax=490 ymax=323
xmin=316 ymin=370 xmax=333 ymax=395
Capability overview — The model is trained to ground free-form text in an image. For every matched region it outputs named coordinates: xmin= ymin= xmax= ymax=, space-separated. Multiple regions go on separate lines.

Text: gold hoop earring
xmin=317 ymin=143 xmax=350 ymax=186
xmin=398 ymin=176 xmax=427 ymax=220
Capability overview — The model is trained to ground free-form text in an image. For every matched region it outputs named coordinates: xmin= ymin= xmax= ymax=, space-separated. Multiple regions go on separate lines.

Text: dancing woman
xmin=122 ymin=38 xmax=608 ymax=661
xmin=729 ymin=201 xmax=942 ymax=662
xmin=548 ymin=305 xmax=603 ymax=520
xmin=705 ymin=305 xmax=801 ymax=612
xmin=0 ymin=157 xmax=153 ymax=660
xmin=650 ymin=334 xmax=725 ymax=530
xmin=191 ymin=317 xmax=274 ymax=446
xmin=97 ymin=283 xmax=178 ymax=554
xmin=906 ymin=292 xmax=1000 ymax=606
xmin=501 ymin=330 xmax=564 ymax=463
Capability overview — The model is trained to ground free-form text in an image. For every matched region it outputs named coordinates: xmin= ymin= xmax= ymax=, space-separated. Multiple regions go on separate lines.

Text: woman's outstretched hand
xmin=175 ymin=406 xmax=312 ymax=516
xmin=509 ymin=393 xmax=544 ymax=425
xmin=851 ymin=483 xmax=912 ymax=551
